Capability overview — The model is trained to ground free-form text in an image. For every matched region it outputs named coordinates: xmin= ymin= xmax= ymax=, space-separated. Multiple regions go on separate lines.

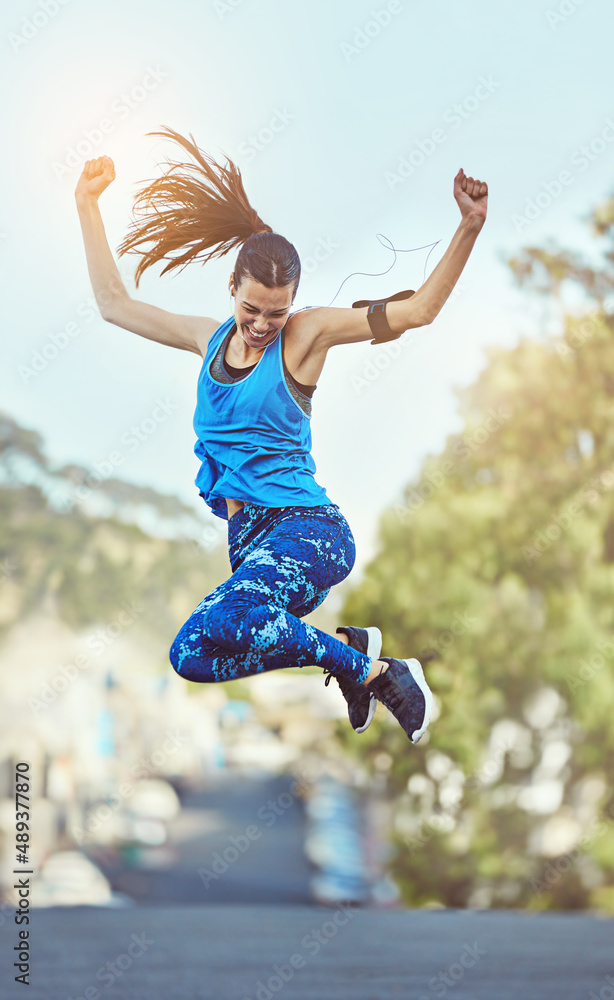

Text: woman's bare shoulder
xmin=283 ymin=306 xmax=328 ymax=373
xmin=285 ymin=305 xmax=320 ymax=341
xmin=285 ymin=306 xmax=323 ymax=340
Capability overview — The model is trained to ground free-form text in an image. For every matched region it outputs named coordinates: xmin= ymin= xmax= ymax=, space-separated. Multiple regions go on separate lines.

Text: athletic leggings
xmin=169 ymin=502 xmax=373 ymax=684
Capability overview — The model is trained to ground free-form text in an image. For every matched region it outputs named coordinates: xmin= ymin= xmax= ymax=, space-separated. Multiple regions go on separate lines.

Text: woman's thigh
xmin=174 ymin=506 xmax=345 ymax=627
xmin=196 ymin=506 xmax=354 ymax=652
xmin=169 ymin=505 xmax=356 ymax=678
xmin=228 ymin=505 xmax=356 ymax=613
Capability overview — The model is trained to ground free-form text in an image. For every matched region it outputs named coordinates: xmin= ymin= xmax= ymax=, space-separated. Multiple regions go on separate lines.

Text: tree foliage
xmin=340 ymin=193 xmax=614 ymax=911
xmin=0 ymin=412 xmax=228 ymax=651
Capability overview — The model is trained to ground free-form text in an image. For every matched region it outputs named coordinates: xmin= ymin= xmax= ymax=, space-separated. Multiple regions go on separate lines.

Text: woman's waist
xmin=225 ymin=497 xmax=245 ymax=519
xmin=225 ymin=489 xmax=333 ymax=521
xmin=194 ymin=436 xmax=312 ymax=458
xmin=196 ymin=449 xmax=318 ymax=481
xmin=227 ymin=499 xmax=345 ymax=551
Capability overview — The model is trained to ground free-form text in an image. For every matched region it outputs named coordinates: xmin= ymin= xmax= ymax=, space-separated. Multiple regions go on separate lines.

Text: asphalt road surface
xmin=95 ymin=772 xmax=314 ymax=905
xmin=5 ymin=904 xmax=613 ymax=1000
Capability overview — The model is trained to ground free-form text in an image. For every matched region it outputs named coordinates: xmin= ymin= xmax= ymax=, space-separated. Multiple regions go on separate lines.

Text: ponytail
xmin=117 ymin=125 xmax=300 ymax=296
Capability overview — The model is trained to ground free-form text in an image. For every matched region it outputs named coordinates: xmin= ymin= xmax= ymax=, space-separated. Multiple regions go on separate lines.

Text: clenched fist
xmin=454 ymin=167 xmax=488 ymax=222
xmin=75 ymin=155 xmax=116 ymax=201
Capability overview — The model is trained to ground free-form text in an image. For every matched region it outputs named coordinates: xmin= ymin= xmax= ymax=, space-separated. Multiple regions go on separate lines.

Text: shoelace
xmin=322 ymin=669 xmax=366 ymax=699
xmin=373 ymin=667 xmax=411 ymax=712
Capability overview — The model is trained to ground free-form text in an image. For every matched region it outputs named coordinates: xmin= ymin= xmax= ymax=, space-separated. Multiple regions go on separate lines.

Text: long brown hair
xmin=117 ymin=125 xmax=301 ymax=296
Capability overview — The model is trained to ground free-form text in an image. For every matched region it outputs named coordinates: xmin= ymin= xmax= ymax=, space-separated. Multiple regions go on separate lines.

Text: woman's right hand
xmin=75 ymin=155 xmax=116 ymax=201
xmin=453 ymin=167 xmax=487 ymax=223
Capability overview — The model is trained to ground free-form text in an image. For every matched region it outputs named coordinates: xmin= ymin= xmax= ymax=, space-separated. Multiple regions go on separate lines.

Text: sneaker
xmin=323 ymin=626 xmax=382 ymax=733
xmin=366 ymin=657 xmax=433 ymax=744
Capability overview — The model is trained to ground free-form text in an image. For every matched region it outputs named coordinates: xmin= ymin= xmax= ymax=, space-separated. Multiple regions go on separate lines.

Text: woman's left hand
xmin=454 ymin=167 xmax=488 ymax=222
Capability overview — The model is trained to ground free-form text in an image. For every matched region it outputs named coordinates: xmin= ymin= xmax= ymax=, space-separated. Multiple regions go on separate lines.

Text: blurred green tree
xmin=339 ymin=193 xmax=614 ymax=912
xmin=0 ymin=411 xmax=228 ymax=653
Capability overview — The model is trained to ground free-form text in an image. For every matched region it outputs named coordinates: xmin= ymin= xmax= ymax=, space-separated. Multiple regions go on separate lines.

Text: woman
xmin=74 ymin=126 xmax=488 ymax=744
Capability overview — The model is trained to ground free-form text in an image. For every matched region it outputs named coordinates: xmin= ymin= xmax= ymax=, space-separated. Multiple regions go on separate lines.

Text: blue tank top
xmin=193 ymin=316 xmax=331 ymax=519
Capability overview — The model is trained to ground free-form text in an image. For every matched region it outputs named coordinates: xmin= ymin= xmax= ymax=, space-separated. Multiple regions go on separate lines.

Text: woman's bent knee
xmin=169 ymin=633 xmax=186 ymax=675
xmin=168 ymin=636 xmax=218 ymax=683
xmin=201 ymin=602 xmax=246 ymax=647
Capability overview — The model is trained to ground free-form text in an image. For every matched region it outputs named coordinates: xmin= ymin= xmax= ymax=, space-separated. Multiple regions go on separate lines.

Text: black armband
xmin=352 ymin=288 xmax=416 ymax=345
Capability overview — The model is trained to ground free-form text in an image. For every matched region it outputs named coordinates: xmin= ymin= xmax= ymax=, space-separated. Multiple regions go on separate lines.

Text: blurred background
xmin=1 ymin=0 xmax=614 ymax=919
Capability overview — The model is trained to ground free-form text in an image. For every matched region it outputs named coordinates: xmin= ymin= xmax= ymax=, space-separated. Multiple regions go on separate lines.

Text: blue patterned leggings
xmin=169 ymin=503 xmax=373 ymax=684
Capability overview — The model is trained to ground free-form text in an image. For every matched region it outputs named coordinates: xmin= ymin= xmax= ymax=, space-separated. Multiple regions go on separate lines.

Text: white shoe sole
xmin=353 ymin=626 xmax=382 ymax=734
xmin=403 ymin=657 xmax=433 ymax=743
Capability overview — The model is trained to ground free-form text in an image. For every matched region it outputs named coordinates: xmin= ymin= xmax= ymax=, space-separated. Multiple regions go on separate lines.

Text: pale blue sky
xmin=1 ymin=0 xmax=613 ymax=565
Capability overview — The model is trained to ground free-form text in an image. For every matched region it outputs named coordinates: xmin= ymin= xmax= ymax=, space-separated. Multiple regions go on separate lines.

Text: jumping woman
xmin=74 ymin=127 xmax=488 ymax=743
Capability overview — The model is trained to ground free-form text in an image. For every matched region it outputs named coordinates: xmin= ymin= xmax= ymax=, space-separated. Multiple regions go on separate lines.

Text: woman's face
xmin=229 ymin=274 xmax=295 ymax=350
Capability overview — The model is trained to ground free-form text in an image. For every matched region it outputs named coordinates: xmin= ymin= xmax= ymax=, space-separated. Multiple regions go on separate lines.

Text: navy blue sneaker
xmin=323 ymin=626 xmax=382 ymax=733
xmin=366 ymin=657 xmax=433 ymax=744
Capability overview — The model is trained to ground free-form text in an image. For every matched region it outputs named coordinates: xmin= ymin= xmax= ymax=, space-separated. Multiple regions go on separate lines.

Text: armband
xmin=352 ymin=288 xmax=415 ymax=345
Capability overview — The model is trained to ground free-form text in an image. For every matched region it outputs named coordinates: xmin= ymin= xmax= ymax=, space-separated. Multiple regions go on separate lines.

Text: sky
xmin=1 ymin=0 xmax=613 ymax=570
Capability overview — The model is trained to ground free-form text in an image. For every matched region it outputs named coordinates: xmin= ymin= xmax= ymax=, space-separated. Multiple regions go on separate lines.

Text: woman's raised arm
xmin=75 ymin=156 xmax=219 ymax=356
xmin=310 ymin=167 xmax=488 ymax=349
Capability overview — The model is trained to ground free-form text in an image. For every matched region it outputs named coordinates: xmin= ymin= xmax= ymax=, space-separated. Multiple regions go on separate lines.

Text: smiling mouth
xmin=244 ymin=325 xmax=273 ymax=340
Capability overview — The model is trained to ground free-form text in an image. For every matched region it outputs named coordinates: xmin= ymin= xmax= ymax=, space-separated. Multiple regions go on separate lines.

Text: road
xmin=3 ymin=772 xmax=612 ymax=998
xmin=94 ymin=771 xmax=314 ymax=905
xmin=6 ymin=904 xmax=613 ymax=999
